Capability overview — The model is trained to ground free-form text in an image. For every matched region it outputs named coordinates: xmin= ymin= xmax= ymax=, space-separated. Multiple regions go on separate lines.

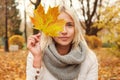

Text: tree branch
xmin=80 ymin=0 xmax=87 ymax=24
xmin=70 ymin=0 xmax=72 ymax=7
xmin=29 ymin=0 xmax=41 ymax=8
xmin=87 ymin=0 xmax=90 ymax=21
xmin=96 ymin=0 xmax=103 ymax=20
xmin=29 ymin=0 xmax=36 ymax=5
xmin=90 ymin=0 xmax=98 ymax=21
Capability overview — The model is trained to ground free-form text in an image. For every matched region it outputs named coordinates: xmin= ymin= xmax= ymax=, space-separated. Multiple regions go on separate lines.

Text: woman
xmin=26 ymin=5 xmax=98 ymax=80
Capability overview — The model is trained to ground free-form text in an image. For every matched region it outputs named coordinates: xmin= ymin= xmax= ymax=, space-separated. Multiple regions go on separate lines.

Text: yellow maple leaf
xmin=30 ymin=4 xmax=66 ymax=37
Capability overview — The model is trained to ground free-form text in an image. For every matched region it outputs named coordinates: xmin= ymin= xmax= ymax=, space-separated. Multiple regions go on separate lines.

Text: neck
xmin=56 ymin=44 xmax=71 ymax=55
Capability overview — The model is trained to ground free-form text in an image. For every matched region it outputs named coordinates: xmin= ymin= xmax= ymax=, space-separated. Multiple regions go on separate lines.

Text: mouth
xmin=58 ymin=37 xmax=69 ymax=41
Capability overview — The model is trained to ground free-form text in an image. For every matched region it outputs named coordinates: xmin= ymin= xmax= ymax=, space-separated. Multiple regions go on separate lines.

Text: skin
xmin=53 ymin=12 xmax=75 ymax=55
xmin=27 ymin=11 xmax=75 ymax=68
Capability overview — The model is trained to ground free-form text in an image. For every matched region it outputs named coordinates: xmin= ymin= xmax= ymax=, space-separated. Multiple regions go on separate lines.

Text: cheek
xmin=70 ymin=28 xmax=75 ymax=36
xmin=70 ymin=30 xmax=75 ymax=40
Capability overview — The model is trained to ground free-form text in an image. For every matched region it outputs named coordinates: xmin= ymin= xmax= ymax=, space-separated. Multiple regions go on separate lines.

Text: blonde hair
xmin=39 ymin=5 xmax=87 ymax=51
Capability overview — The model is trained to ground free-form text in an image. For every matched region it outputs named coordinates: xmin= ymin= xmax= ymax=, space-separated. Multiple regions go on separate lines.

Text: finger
xmin=35 ymin=33 xmax=41 ymax=41
xmin=27 ymin=38 xmax=36 ymax=48
xmin=28 ymin=35 xmax=38 ymax=42
xmin=27 ymin=37 xmax=36 ymax=44
xmin=27 ymin=33 xmax=41 ymax=47
xmin=27 ymin=40 xmax=33 ymax=48
xmin=36 ymin=32 xmax=41 ymax=37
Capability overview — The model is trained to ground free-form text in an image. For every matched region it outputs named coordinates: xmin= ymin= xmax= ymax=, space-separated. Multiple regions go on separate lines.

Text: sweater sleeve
xmin=86 ymin=60 xmax=98 ymax=80
xmin=26 ymin=52 xmax=42 ymax=80
xmin=85 ymin=51 xmax=98 ymax=80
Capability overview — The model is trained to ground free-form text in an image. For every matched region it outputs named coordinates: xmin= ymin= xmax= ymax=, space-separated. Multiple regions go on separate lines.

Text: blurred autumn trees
xmin=78 ymin=0 xmax=100 ymax=35
xmin=0 ymin=0 xmax=21 ymax=37
xmin=0 ymin=0 xmax=120 ymax=50
xmin=92 ymin=1 xmax=120 ymax=49
xmin=67 ymin=0 xmax=120 ymax=50
xmin=0 ymin=0 xmax=120 ymax=39
xmin=69 ymin=0 xmax=120 ymax=37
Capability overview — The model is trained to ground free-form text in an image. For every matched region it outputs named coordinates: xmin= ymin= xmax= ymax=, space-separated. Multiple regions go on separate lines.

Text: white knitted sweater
xmin=26 ymin=49 xmax=98 ymax=80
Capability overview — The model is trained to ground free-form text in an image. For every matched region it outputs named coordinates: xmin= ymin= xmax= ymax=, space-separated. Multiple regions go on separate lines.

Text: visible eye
xmin=65 ymin=22 xmax=74 ymax=27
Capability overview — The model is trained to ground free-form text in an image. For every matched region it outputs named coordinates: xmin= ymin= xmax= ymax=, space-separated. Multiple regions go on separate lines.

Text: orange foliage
xmin=94 ymin=48 xmax=120 ymax=80
xmin=85 ymin=35 xmax=102 ymax=49
xmin=9 ymin=35 xmax=25 ymax=49
xmin=0 ymin=48 xmax=120 ymax=80
xmin=0 ymin=50 xmax=28 ymax=80
xmin=31 ymin=4 xmax=66 ymax=37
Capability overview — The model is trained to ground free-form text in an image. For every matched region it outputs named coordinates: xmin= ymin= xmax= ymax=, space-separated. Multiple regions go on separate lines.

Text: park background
xmin=0 ymin=0 xmax=120 ymax=80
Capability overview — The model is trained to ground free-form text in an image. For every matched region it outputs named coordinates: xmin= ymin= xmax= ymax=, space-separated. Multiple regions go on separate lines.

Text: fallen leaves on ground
xmin=94 ymin=48 xmax=120 ymax=80
xmin=0 ymin=49 xmax=28 ymax=80
xmin=0 ymin=48 xmax=120 ymax=80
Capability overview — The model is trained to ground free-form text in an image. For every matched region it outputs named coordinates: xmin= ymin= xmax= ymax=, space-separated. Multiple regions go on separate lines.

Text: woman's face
xmin=53 ymin=12 xmax=75 ymax=46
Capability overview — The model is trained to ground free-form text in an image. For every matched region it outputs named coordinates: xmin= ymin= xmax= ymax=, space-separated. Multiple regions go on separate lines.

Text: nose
xmin=61 ymin=26 xmax=67 ymax=35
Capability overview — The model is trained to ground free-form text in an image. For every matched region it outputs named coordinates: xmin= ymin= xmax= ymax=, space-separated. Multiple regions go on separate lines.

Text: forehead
xmin=58 ymin=11 xmax=73 ymax=22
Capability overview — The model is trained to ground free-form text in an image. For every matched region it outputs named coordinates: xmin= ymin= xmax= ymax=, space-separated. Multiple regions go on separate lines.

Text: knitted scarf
xmin=43 ymin=42 xmax=86 ymax=80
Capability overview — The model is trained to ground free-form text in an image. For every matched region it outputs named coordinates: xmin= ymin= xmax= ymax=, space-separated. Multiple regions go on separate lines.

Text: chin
xmin=58 ymin=41 xmax=71 ymax=46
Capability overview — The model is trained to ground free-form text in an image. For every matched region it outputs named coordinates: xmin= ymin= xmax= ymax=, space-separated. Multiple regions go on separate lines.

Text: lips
xmin=58 ymin=37 xmax=69 ymax=41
